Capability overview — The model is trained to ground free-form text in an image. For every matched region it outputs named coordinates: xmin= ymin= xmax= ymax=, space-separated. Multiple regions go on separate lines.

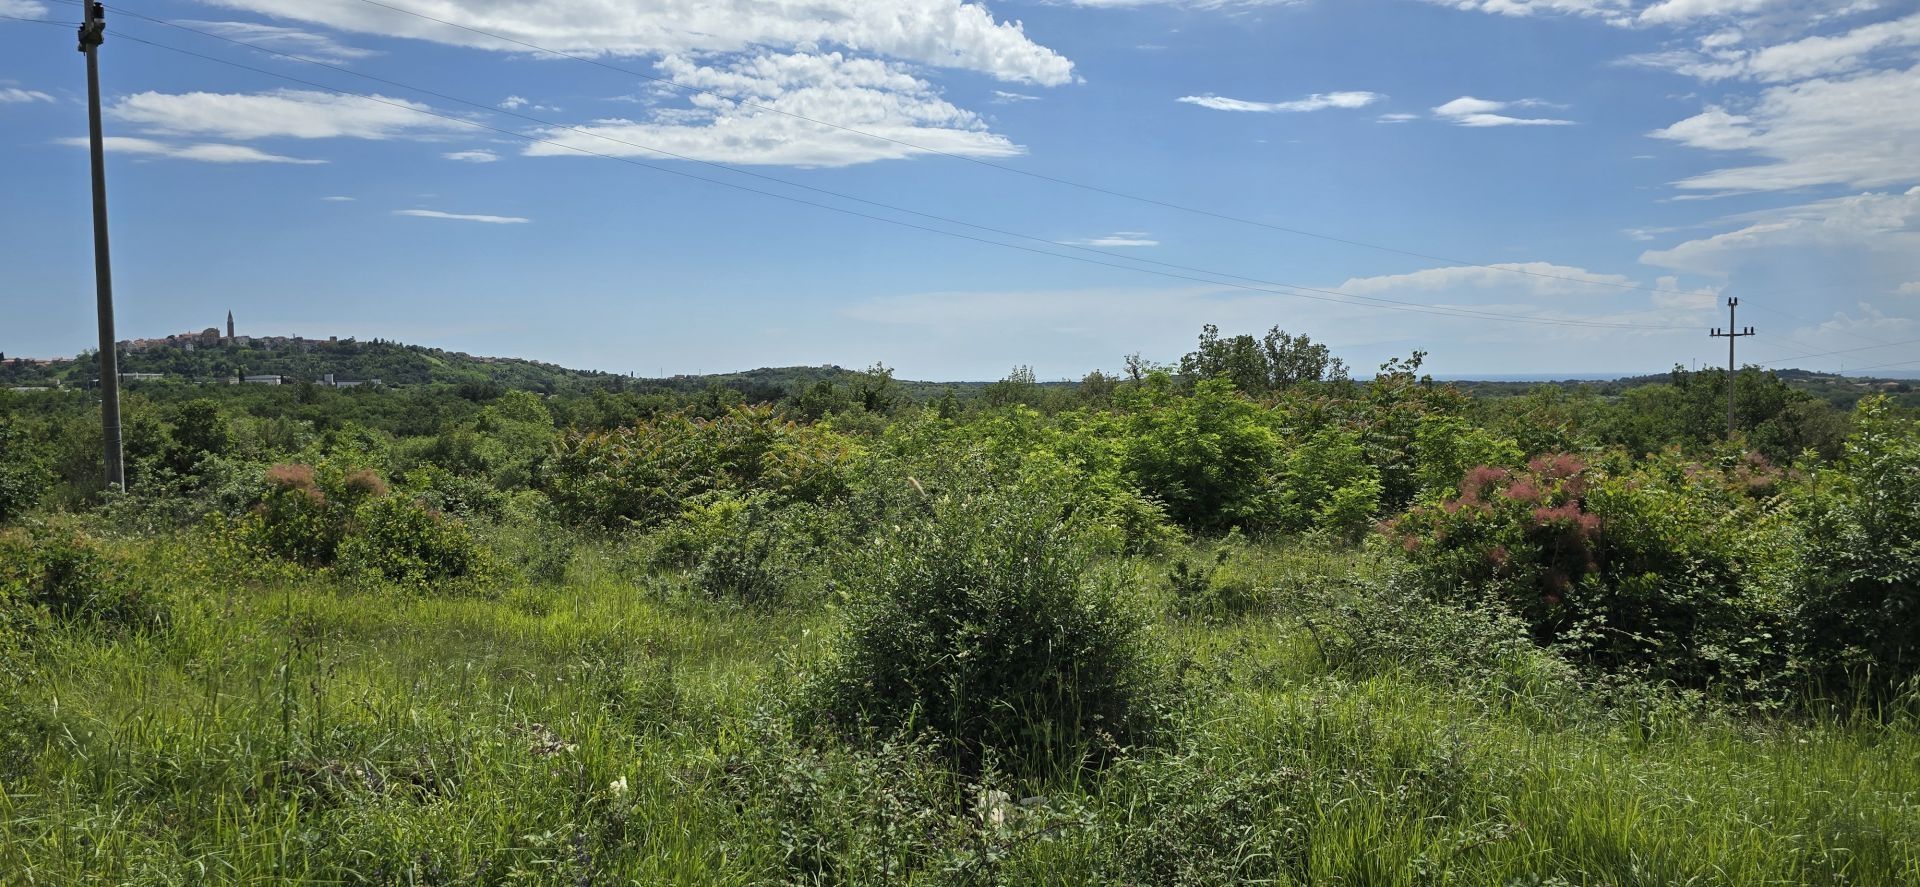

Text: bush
xmin=546 ymin=406 xmax=858 ymax=530
xmin=1790 ymin=396 xmax=1920 ymax=698
xmin=337 ymin=496 xmax=490 ymax=588
xmin=1387 ymin=451 xmax=1797 ymax=695
xmin=814 ymin=476 xmax=1165 ymax=773
xmin=0 ymin=521 xmax=166 ymax=634
xmin=0 ymin=418 xmax=51 ymax=526
xmin=1121 ymin=377 xmax=1282 ymax=533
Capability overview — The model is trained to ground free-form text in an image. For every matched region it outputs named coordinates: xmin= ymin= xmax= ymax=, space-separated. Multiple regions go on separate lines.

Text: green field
xmin=4 ymin=331 xmax=1918 ymax=884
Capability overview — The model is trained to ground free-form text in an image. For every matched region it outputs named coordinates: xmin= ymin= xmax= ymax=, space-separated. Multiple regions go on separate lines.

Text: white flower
xmin=608 ymin=776 xmax=629 ymax=796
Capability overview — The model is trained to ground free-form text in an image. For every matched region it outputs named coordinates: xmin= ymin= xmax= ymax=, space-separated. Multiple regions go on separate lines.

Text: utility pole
xmin=1709 ymin=297 xmax=1755 ymax=440
xmin=79 ymin=1 xmax=124 ymax=490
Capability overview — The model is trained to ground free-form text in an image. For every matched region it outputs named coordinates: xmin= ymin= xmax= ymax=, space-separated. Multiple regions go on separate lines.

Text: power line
xmin=96 ymin=10 xmax=1674 ymax=332
xmin=1754 ymin=336 xmax=1920 ymax=368
xmin=102 ymin=25 xmax=1702 ymax=334
xmin=313 ymin=0 xmax=1812 ymax=309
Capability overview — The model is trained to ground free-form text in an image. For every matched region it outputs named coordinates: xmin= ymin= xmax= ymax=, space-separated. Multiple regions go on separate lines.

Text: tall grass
xmin=2 ymin=534 xmax=1916 ymax=884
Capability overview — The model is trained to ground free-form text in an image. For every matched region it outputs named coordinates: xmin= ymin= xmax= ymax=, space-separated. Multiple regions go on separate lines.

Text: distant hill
xmin=1 ymin=339 xmax=615 ymax=392
xmin=5 ymin=338 xmax=1913 ymax=410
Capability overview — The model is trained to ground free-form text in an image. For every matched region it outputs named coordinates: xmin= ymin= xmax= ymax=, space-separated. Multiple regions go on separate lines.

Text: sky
xmin=2 ymin=0 xmax=1918 ymax=380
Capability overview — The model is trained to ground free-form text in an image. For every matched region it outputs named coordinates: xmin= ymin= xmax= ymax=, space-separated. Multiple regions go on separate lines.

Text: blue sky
xmin=3 ymin=0 xmax=1917 ymax=380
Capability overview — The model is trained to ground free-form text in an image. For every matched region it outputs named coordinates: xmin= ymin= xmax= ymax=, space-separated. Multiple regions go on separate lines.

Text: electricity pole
xmin=1709 ymin=297 xmax=1755 ymax=440
xmin=79 ymin=1 xmax=125 ymax=490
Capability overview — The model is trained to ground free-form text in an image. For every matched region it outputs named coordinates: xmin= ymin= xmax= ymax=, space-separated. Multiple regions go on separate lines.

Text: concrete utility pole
xmin=79 ymin=1 xmax=124 ymax=490
xmin=1709 ymin=297 xmax=1755 ymax=440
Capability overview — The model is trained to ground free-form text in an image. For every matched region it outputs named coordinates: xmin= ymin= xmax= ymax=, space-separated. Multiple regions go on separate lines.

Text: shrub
xmin=1789 ymin=396 xmax=1920 ymax=698
xmin=337 ymin=496 xmax=490 ymax=588
xmin=689 ymin=503 xmax=788 ymax=605
xmin=546 ymin=406 xmax=859 ymax=530
xmin=0 ymin=521 xmax=166 ymax=634
xmin=814 ymin=476 xmax=1165 ymax=773
xmin=1387 ymin=452 xmax=1797 ymax=694
xmin=1272 ymin=427 xmax=1383 ymax=540
xmin=1121 ymin=378 xmax=1283 ymax=533
xmin=0 ymin=416 xmax=50 ymax=525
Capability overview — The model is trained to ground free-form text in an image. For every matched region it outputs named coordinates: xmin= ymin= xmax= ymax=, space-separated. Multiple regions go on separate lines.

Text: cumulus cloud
xmin=0 ymin=1 xmax=47 ymax=16
xmin=109 ymin=89 xmax=471 ymax=140
xmin=523 ymin=52 xmax=1021 ymax=167
xmin=0 ymin=87 xmax=55 ymax=104
xmin=56 ymin=135 xmax=326 ymax=164
xmin=499 ymin=95 xmax=528 ymax=110
xmin=1432 ymin=96 xmax=1575 ymax=127
xmin=1177 ymin=91 xmax=1383 ymax=113
xmin=394 ymin=209 xmax=528 ymax=224
xmin=177 ymin=20 xmax=377 ymax=64
xmin=203 ymin=0 xmax=1075 ymax=85
xmin=1649 ymin=65 xmax=1920 ymax=191
xmin=443 ymin=149 xmax=499 ymax=162
xmin=1062 ymin=231 xmax=1159 ymax=247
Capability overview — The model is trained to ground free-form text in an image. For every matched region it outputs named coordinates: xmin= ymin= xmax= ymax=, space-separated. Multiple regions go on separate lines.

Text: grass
xmin=3 ymin=535 xmax=1917 ymax=885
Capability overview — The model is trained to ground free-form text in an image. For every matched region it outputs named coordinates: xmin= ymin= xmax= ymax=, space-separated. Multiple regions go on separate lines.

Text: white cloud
xmin=1624 ymin=12 xmax=1920 ymax=82
xmin=1177 ymin=91 xmax=1383 ymax=113
xmin=1638 ymin=0 xmax=1788 ymax=25
xmin=499 ymin=95 xmax=528 ymax=110
xmin=394 ymin=209 xmax=528 ymax=224
xmin=1066 ymin=0 xmax=1304 ymax=8
xmin=1432 ymin=96 xmax=1575 ymax=127
xmin=992 ymin=90 xmax=1041 ymax=103
xmin=321 ymin=195 xmax=356 ymax=201
xmin=177 ymin=20 xmax=377 ymax=64
xmin=1337 ymin=262 xmax=1639 ymax=297
xmin=1896 ymin=281 xmax=1920 ymax=296
xmin=1419 ymin=0 xmax=1633 ymax=23
xmin=1649 ymin=64 xmax=1920 ymax=191
xmin=0 ymin=88 xmax=55 ymax=104
xmin=1640 ymin=186 xmax=1920 ymax=275
xmin=523 ymin=52 xmax=1020 ymax=167
xmin=0 ymin=1 xmax=47 ymax=16
xmin=204 ymin=0 xmax=1075 ymax=86
xmin=443 ymin=149 xmax=499 ymax=162
xmin=1377 ymin=112 xmax=1419 ymax=123
xmin=109 ymin=89 xmax=471 ymax=140
xmin=1063 ymin=231 xmax=1159 ymax=247
xmin=56 ymin=136 xmax=325 ymax=164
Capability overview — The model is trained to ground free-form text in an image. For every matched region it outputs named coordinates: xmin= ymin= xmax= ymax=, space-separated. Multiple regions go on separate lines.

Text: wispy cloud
xmin=1062 ymin=231 xmax=1159 ymax=247
xmin=177 ymin=20 xmax=377 ymax=64
xmin=321 ymin=195 xmax=356 ymax=201
xmin=56 ymin=135 xmax=325 ymax=164
xmin=109 ymin=89 xmax=470 ymax=141
xmin=443 ymin=149 xmax=499 ymax=163
xmin=394 ymin=209 xmax=529 ymax=224
xmin=992 ymin=90 xmax=1041 ymax=103
xmin=1178 ymin=91 xmax=1382 ymax=113
xmin=1432 ymin=96 xmax=1574 ymax=127
xmin=0 ymin=87 xmax=55 ymax=104
xmin=1377 ymin=112 xmax=1419 ymax=124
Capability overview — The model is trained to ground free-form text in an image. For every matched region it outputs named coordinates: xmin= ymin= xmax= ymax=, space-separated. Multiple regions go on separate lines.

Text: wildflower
xmin=608 ymin=776 xmax=629 ymax=796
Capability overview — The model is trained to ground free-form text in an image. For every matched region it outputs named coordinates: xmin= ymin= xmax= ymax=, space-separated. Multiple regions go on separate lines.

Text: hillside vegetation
xmin=2 ymin=324 xmax=1917 ymax=884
